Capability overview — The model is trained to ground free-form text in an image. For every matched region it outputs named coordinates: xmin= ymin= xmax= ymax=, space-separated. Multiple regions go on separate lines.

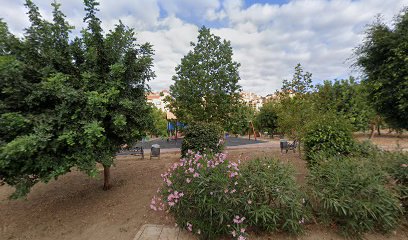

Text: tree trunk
xmin=369 ymin=124 xmax=375 ymax=139
xmin=103 ymin=165 xmax=111 ymax=190
xmin=377 ymin=124 xmax=381 ymax=136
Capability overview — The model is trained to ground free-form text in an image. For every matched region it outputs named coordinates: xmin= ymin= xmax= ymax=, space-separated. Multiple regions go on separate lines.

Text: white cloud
xmin=0 ymin=0 xmax=407 ymax=95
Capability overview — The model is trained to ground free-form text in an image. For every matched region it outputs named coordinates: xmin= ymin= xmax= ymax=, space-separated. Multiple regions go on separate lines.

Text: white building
xmin=147 ymin=90 xmax=170 ymax=112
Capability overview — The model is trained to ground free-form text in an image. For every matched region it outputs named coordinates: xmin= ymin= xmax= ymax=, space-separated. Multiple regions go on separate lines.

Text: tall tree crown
xmin=168 ymin=26 xmax=241 ymax=128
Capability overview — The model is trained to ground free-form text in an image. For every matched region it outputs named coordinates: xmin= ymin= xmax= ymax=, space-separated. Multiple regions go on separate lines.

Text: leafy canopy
xmin=313 ymin=78 xmax=375 ymax=131
xmin=167 ymin=26 xmax=242 ymax=129
xmin=276 ymin=63 xmax=314 ymax=141
xmin=355 ymin=9 xmax=408 ymax=130
xmin=0 ymin=0 xmax=154 ymax=198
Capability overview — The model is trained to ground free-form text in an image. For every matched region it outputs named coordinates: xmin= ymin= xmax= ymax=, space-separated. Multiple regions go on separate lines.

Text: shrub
xmin=151 ymin=153 xmax=308 ymax=239
xmin=152 ymin=151 xmax=246 ymax=239
xmin=307 ymin=156 xmax=402 ymax=238
xmin=303 ymin=115 xmax=355 ymax=164
xmin=181 ymin=122 xmax=224 ymax=156
xmin=238 ymin=158 xmax=308 ymax=234
xmin=372 ymin=151 xmax=408 ymax=216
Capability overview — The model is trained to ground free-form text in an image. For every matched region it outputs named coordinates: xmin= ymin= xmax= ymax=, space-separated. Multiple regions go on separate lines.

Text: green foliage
xmin=366 ymin=150 xmax=408 ymax=216
xmin=181 ymin=122 xmax=223 ymax=156
xmin=303 ymin=115 xmax=355 ymax=164
xmin=0 ymin=0 xmax=154 ymax=198
xmin=254 ymin=101 xmax=278 ymax=135
xmin=148 ymin=106 xmax=168 ymax=137
xmin=282 ymin=63 xmax=313 ymax=95
xmin=355 ymin=9 xmax=408 ymax=130
xmin=307 ymin=157 xmax=403 ymax=238
xmin=154 ymin=152 xmax=245 ymax=239
xmin=154 ymin=153 xmax=307 ymax=239
xmin=238 ymin=158 xmax=308 ymax=234
xmin=386 ymin=154 xmax=408 ymax=215
xmin=167 ymin=26 xmax=242 ymax=129
xmin=226 ymin=103 xmax=255 ymax=135
xmin=313 ymin=78 xmax=375 ymax=131
xmin=276 ymin=64 xmax=315 ymax=141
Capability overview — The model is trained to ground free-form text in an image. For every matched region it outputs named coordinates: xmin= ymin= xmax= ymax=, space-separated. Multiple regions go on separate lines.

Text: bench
xmin=129 ymin=146 xmax=144 ymax=159
xmin=280 ymin=140 xmax=298 ymax=153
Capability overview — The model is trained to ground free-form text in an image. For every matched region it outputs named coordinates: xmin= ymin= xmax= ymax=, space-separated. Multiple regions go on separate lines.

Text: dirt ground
xmin=0 ymin=135 xmax=407 ymax=240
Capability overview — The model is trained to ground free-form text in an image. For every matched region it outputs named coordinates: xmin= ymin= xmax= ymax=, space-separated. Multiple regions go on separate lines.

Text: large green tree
xmin=254 ymin=101 xmax=278 ymax=136
xmin=355 ymin=9 xmax=408 ymax=130
xmin=167 ymin=26 xmax=242 ymax=128
xmin=0 ymin=0 xmax=154 ymax=198
xmin=277 ymin=63 xmax=314 ymax=141
xmin=148 ymin=106 xmax=168 ymax=137
xmin=226 ymin=102 xmax=255 ymax=136
xmin=313 ymin=77 xmax=376 ymax=131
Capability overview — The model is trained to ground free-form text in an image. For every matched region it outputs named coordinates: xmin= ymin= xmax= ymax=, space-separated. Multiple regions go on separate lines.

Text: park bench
xmin=129 ymin=146 xmax=144 ymax=159
xmin=280 ymin=139 xmax=298 ymax=153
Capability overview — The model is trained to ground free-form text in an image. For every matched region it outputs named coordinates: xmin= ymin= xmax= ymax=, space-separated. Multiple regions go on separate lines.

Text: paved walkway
xmin=134 ymin=224 xmax=195 ymax=240
xmin=118 ymin=137 xmax=274 ymax=156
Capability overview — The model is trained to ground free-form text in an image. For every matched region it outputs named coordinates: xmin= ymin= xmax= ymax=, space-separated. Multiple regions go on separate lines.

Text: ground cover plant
xmin=307 ymin=156 xmax=403 ymax=238
xmin=364 ymin=149 xmax=408 ymax=216
xmin=238 ymin=158 xmax=309 ymax=235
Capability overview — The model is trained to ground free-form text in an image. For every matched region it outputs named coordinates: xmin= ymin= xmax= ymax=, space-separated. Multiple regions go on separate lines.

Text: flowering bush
xmin=307 ymin=156 xmax=403 ymax=238
xmin=238 ymin=158 xmax=309 ymax=234
xmin=151 ymin=153 xmax=309 ymax=239
xmin=181 ymin=122 xmax=224 ymax=157
xmin=151 ymin=151 xmax=246 ymax=239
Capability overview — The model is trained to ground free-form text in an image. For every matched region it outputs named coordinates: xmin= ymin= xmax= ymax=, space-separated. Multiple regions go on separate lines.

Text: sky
xmin=1 ymin=0 xmax=407 ymax=96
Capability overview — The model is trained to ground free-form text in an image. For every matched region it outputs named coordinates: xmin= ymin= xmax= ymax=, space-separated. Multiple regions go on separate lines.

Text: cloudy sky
xmin=1 ymin=0 xmax=407 ymax=95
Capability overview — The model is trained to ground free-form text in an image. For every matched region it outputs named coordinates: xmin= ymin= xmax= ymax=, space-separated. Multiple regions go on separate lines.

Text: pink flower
xmin=186 ymin=178 xmax=191 ymax=183
xmin=150 ymin=204 xmax=157 ymax=211
xmin=240 ymin=228 xmax=245 ymax=233
xmin=238 ymin=236 xmax=246 ymax=240
xmin=193 ymin=172 xmax=200 ymax=178
xmin=231 ymin=230 xmax=237 ymax=237
xmin=187 ymin=222 xmax=193 ymax=232
xmin=233 ymin=216 xmax=245 ymax=224
xmin=188 ymin=167 xmax=194 ymax=173
xmin=168 ymin=201 xmax=175 ymax=206
xmin=224 ymin=189 xmax=228 ymax=193
xmin=230 ymin=189 xmax=236 ymax=193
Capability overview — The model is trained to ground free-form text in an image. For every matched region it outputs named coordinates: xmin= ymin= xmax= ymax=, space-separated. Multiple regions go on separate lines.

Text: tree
xmin=281 ymin=63 xmax=313 ymax=95
xmin=275 ymin=64 xmax=315 ymax=156
xmin=313 ymin=77 xmax=376 ymax=132
xmin=148 ymin=106 xmax=168 ymax=137
xmin=277 ymin=63 xmax=314 ymax=137
xmin=254 ymin=101 xmax=278 ymax=136
xmin=167 ymin=26 xmax=242 ymax=129
xmin=355 ymin=9 xmax=408 ymax=130
xmin=0 ymin=0 xmax=154 ymax=198
xmin=226 ymin=102 xmax=255 ymax=136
